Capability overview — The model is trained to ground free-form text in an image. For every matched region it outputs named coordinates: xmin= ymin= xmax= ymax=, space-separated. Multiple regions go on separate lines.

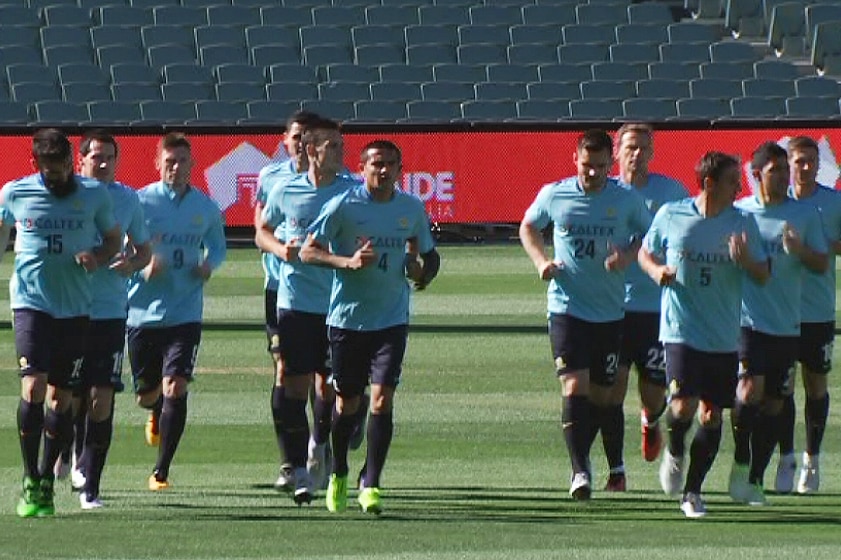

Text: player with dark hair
xmin=774 ymin=135 xmax=841 ymax=494
xmin=71 ymin=129 xmax=151 ymax=509
xmin=3 ymin=128 xmax=121 ymax=517
xmin=300 ymin=140 xmax=439 ymax=515
xmin=601 ymin=123 xmax=689 ymax=492
xmin=519 ymin=129 xmax=651 ymax=500
xmin=640 ymin=151 xmax=769 ymax=518
xmin=728 ymin=141 xmax=827 ymax=506
xmin=255 ymin=117 xmax=358 ymax=504
xmin=128 ymin=132 xmax=227 ymax=491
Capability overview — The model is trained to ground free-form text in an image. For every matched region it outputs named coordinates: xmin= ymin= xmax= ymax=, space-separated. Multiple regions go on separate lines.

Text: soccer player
xmin=71 ymin=130 xmax=152 ymax=509
xmin=128 ymin=132 xmax=227 ymax=491
xmin=519 ymin=129 xmax=651 ymax=500
xmin=775 ymin=135 xmax=841 ymax=494
xmin=3 ymin=128 xmax=121 ymax=517
xmin=728 ymin=141 xmax=828 ymax=506
xmin=606 ymin=123 xmax=689 ymax=490
xmin=255 ymin=110 xmax=319 ymax=491
xmin=255 ymin=117 xmax=358 ymax=504
xmin=639 ymin=151 xmax=769 ymax=518
xmin=299 ymin=140 xmax=439 ymax=515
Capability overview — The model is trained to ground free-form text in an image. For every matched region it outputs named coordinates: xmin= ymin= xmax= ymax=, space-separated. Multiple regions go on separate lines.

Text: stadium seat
xmin=181 ymin=0 xmax=231 ymax=7
xmin=379 ymin=64 xmax=433 ymax=83
xmin=0 ymin=26 xmax=39 ymax=49
xmin=699 ymin=61 xmax=753 ymax=80
xmin=57 ymin=63 xmax=108 ymax=86
xmin=729 ymin=96 xmax=786 ymax=117
xmin=246 ymin=100 xmax=301 ymax=123
xmin=299 ymin=99 xmax=356 ymax=120
xmin=457 ymin=44 xmax=508 ymax=65
xmin=87 ymin=100 xmax=143 ymax=124
xmin=7 ymin=64 xmax=55 ymax=86
xmin=41 ymin=26 xmax=91 ymax=50
xmin=675 ymin=97 xmax=730 ymax=118
xmin=312 ymin=6 xmax=366 ymax=26
xmin=267 ymin=63 xmax=316 ymax=84
xmin=162 ymin=82 xmax=214 ymax=102
xmin=475 ymin=82 xmax=526 ymax=101
xmin=90 ymin=26 xmax=143 ymax=51
xmin=265 ymin=82 xmax=318 ymax=102
xmin=461 ymin=100 xmax=517 ymax=120
xmin=576 ymin=3 xmax=630 ymax=25
xmin=162 ymin=63 xmax=214 ymax=85
xmin=742 ymin=77 xmax=795 ymax=98
xmin=318 ymin=81 xmax=371 ymax=102
xmin=110 ymin=62 xmax=159 ymax=85
xmin=627 ymin=2 xmax=676 ymax=24
xmin=406 ymin=44 xmax=457 ymax=65
xmin=199 ymin=44 xmax=249 ymax=68
xmin=353 ymin=99 xmax=408 ymax=121
xmin=405 ymin=99 xmax=461 ymax=121
xmin=0 ymin=101 xmax=30 ymax=124
xmin=251 ymin=45 xmax=300 ymax=67
xmin=580 ymin=79 xmax=636 ymax=100
xmin=206 ymin=5 xmax=261 ymax=27
xmin=31 ymin=100 xmax=88 ymax=124
xmin=508 ymin=44 xmax=560 ymax=65
xmin=806 ymin=4 xmax=841 ymax=47
xmin=94 ymin=6 xmax=153 ymax=26
xmin=810 ymin=21 xmax=841 ymax=72
xmin=785 ymin=95 xmax=841 ymax=118
xmin=421 ymin=81 xmax=475 ymax=101
xmin=215 ymin=82 xmax=266 ymax=103
xmin=140 ymin=100 xmax=196 ymax=123
xmin=535 ymin=63 xmax=590 ymax=84
xmin=321 ymin=63 xmax=379 ymax=83
xmin=558 ymin=43 xmax=610 ymax=64
xmin=62 ymin=83 xmax=110 ymax=104
xmin=364 ymin=5 xmax=419 ymax=26
xmin=659 ymin=42 xmax=711 ymax=63
xmin=302 ymin=45 xmax=353 ymax=66
xmin=41 ymin=5 xmax=91 ymax=27
xmin=795 ymin=76 xmax=841 ymax=97
xmin=568 ymin=99 xmax=624 ymax=120
xmin=0 ymin=6 xmax=40 ymax=28
xmin=1 ymin=45 xmax=43 ymax=66
xmin=111 ymin=83 xmax=162 ymax=102
xmin=609 ymin=43 xmax=660 ymax=64
xmin=615 ymin=23 xmax=669 ymax=45
xmin=592 ymin=62 xmax=649 ymax=81
xmin=433 ymin=63 xmax=486 ymax=83
xmin=515 ymin=99 xmax=570 ymax=120
xmin=468 ymin=5 xmax=521 ymax=25
xmin=689 ymin=78 xmax=744 ymax=99
xmin=418 ymin=6 xmax=471 ymax=26
xmin=129 ymin=0 xmax=176 ymax=6
xmin=521 ymin=4 xmax=577 ymax=26
xmin=724 ymin=0 xmax=764 ymax=38
xmin=259 ymin=6 xmax=312 ymax=27
xmin=300 ymin=25 xmax=353 ymax=48
xmin=509 ymin=24 xmax=563 ymax=46
xmin=667 ymin=21 xmax=720 ymax=43
xmin=562 ymin=24 xmax=617 ymax=45
xmin=487 ymin=64 xmax=539 ymax=83
xmin=245 ymin=25 xmax=300 ymax=49
xmin=195 ymin=26 xmax=246 ymax=52
xmin=404 ymin=25 xmax=458 ymax=47
xmin=370 ymin=81 xmax=422 ymax=101
xmin=147 ymin=44 xmax=196 ymax=69
xmin=194 ymin=100 xmax=249 ymax=122
xmin=351 ymin=24 xmax=405 ymax=48
xmin=622 ymin=98 xmax=679 ymax=119
xmin=709 ymin=40 xmax=760 ymax=63
xmin=753 ymin=59 xmax=801 ymax=79
xmin=152 ymin=6 xmax=207 ymax=26
xmin=458 ymin=24 xmax=510 ymax=46
xmin=12 ymin=82 xmax=60 ymax=104
xmin=768 ymin=2 xmax=807 ymax=56
xmin=215 ymin=63 xmax=265 ymax=85
xmin=648 ymin=61 xmax=702 ymax=80
xmin=526 ymin=81 xmax=582 ymax=100
xmin=141 ymin=25 xmax=193 ymax=52
xmin=355 ymin=44 xmax=404 ymax=65
xmin=636 ymin=78 xmax=690 ymax=99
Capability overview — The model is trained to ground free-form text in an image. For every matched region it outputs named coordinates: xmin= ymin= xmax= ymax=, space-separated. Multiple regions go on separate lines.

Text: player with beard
xmin=2 ymin=128 xmax=121 ymax=517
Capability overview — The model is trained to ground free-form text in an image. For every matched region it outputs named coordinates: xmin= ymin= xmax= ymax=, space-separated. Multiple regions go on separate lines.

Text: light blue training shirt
xmin=257 ymin=159 xmax=298 ymax=292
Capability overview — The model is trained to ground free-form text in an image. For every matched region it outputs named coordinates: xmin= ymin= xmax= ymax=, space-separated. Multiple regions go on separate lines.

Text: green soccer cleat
xmin=37 ymin=477 xmax=55 ymax=517
xmin=357 ymin=486 xmax=382 ymax=515
xmin=325 ymin=474 xmax=348 ymax=513
xmin=16 ymin=476 xmax=41 ymax=518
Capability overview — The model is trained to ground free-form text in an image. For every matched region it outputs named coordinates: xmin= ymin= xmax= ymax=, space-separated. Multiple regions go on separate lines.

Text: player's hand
xmin=279 ymin=237 xmax=300 ymax=262
xmin=346 ymin=239 xmax=375 ymax=270
xmin=657 ymin=265 xmax=677 ymax=286
xmin=193 ymin=261 xmax=212 ymax=281
xmin=604 ymin=241 xmax=629 ymax=272
xmin=404 ymin=253 xmax=423 ymax=285
xmin=108 ymin=253 xmax=134 ymax=277
xmin=728 ymin=231 xmax=749 ymax=267
xmin=143 ymin=254 xmax=165 ymax=280
xmin=781 ymin=222 xmax=803 ymax=256
xmin=538 ymin=259 xmax=562 ymax=281
xmin=74 ymin=251 xmax=98 ymax=272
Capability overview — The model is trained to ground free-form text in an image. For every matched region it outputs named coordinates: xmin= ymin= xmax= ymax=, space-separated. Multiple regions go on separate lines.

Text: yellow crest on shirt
xmin=668 ymin=378 xmax=680 ymax=397
xmin=398 ymin=217 xmax=409 ymax=229
xmin=192 ymin=214 xmax=204 ymax=226
xmin=606 ymin=207 xmax=616 ymax=218
xmin=72 ymin=199 xmax=84 ymax=211
xmin=554 ymin=356 xmax=566 ymax=372
xmin=19 ymin=356 xmax=28 ymax=369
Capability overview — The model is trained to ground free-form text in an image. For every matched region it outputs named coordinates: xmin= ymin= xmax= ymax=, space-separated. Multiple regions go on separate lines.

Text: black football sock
xmin=684 ymin=424 xmax=722 ymax=494
xmin=18 ymin=399 xmax=44 ymax=479
xmin=599 ymin=404 xmax=625 ymax=472
xmin=562 ymin=395 xmax=592 ymax=475
xmin=665 ymin=409 xmax=692 ymax=457
xmin=805 ymin=394 xmax=829 ymax=456
xmin=731 ymin=400 xmax=757 ymax=465
xmin=40 ymin=408 xmax=73 ymax=479
xmin=154 ymin=395 xmax=187 ymax=480
xmin=330 ymin=407 xmax=355 ymax=477
xmin=270 ymin=385 xmax=286 ymax=460
xmin=312 ymin=393 xmax=333 ymax=446
xmin=84 ymin=415 xmax=113 ymax=498
xmin=364 ymin=412 xmax=393 ymax=488
xmin=777 ymin=394 xmax=795 ymax=455
xmin=279 ymin=393 xmax=309 ymax=468
xmin=749 ymin=411 xmax=779 ymax=485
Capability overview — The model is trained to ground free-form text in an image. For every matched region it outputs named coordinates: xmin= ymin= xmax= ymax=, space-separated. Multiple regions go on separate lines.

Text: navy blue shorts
xmin=548 ymin=313 xmax=622 ymax=386
xmin=80 ymin=318 xmax=126 ymax=392
xmin=738 ymin=327 xmax=797 ymax=398
xmin=14 ymin=309 xmax=89 ymax=390
xmin=127 ymin=322 xmax=201 ymax=395
xmin=265 ymin=288 xmax=281 ymax=354
xmin=276 ymin=308 xmax=329 ymax=376
xmin=328 ymin=325 xmax=408 ymax=398
xmin=619 ymin=311 xmax=666 ymax=386
xmin=798 ymin=321 xmax=834 ymax=374
xmin=664 ymin=343 xmax=737 ymax=408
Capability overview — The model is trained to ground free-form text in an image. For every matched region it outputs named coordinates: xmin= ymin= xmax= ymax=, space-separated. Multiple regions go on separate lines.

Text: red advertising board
xmin=1 ymin=127 xmax=838 ymax=226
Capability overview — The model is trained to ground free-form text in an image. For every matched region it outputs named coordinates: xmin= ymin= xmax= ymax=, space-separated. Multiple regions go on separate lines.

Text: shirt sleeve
xmin=260 ymin=182 xmax=285 ymax=228
xmin=203 ymin=204 xmax=227 ymax=270
xmin=521 ymin=184 xmax=553 ymax=230
xmin=126 ymin=190 xmax=150 ymax=245
xmin=94 ymin=185 xmax=117 ymax=234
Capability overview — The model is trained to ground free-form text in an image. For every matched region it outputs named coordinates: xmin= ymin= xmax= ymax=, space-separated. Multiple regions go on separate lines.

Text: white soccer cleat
xmin=797 ymin=453 xmax=820 ymax=494
xmin=274 ymin=463 xmax=294 ymax=493
xmin=306 ymin=439 xmax=329 ymax=491
xmin=774 ymin=453 xmax=796 ymax=494
xmin=292 ymin=467 xmax=314 ymax=505
xmin=568 ymin=472 xmax=591 ymax=501
xmin=54 ymin=455 xmax=71 ymax=480
xmin=680 ymin=492 xmax=707 ymax=518
xmin=71 ymin=467 xmax=87 ymax=491
xmin=79 ymin=493 xmax=103 ymax=510
xmin=728 ymin=462 xmax=751 ymax=503
xmin=659 ymin=450 xmax=685 ymax=496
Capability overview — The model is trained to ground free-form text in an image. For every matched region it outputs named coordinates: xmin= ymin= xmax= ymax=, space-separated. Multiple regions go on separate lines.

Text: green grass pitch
xmin=0 ymin=245 xmax=839 ymax=559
